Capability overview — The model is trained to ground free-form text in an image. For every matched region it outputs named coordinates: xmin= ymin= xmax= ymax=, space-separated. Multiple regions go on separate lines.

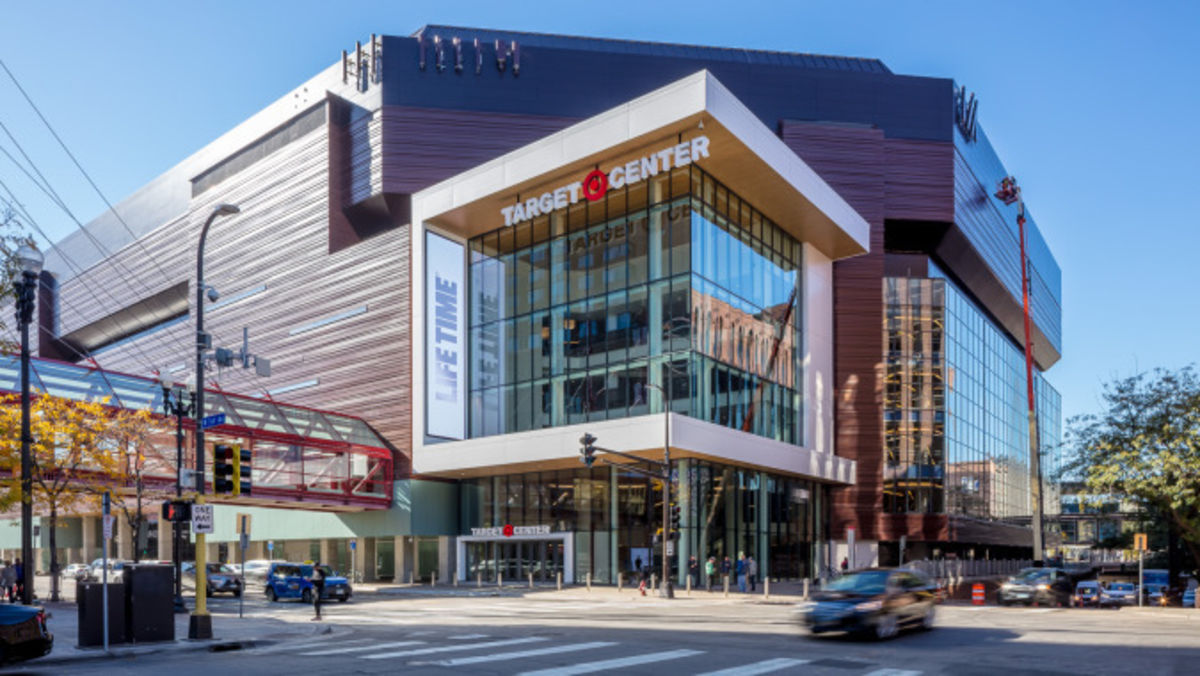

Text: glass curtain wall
xmin=882 ymin=266 xmax=1062 ymax=521
xmin=468 ymin=164 xmax=803 ymax=443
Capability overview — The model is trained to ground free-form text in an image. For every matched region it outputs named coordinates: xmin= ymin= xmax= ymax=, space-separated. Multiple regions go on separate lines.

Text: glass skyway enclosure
xmin=468 ymin=164 xmax=804 ymax=443
xmin=0 ymin=355 xmax=394 ymax=509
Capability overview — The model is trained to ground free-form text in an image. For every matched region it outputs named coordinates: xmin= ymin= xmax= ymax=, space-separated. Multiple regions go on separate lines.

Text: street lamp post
xmin=162 ymin=382 xmax=194 ymax=613
xmin=644 ymin=381 xmax=674 ymax=599
xmin=14 ymin=243 xmax=42 ymax=606
xmin=190 ymin=203 xmax=239 ymax=640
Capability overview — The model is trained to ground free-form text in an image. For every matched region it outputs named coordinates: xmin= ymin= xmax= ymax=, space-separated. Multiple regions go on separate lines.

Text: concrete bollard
xmin=477 ymin=572 xmax=482 ymax=588
xmin=556 ymin=571 xmax=562 ymax=591
xmin=431 ymin=570 xmax=437 ymax=587
xmin=529 ymin=572 xmax=534 ymax=589
xmin=408 ymin=571 xmax=414 ymax=585
xmin=617 ymin=573 xmax=623 ymax=592
xmin=498 ymin=572 xmax=503 ymax=588
xmin=651 ymin=574 xmax=657 ymax=592
xmin=802 ymin=578 xmax=810 ymax=600
xmin=723 ymin=575 xmax=729 ymax=598
xmin=764 ymin=578 xmax=770 ymax=599
xmin=686 ymin=575 xmax=692 ymax=596
xmin=587 ymin=572 xmax=592 ymax=591
xmin=453 ymin=573 xmax=458 ymax=587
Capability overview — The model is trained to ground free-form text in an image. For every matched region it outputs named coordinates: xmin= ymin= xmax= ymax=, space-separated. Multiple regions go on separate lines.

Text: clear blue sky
xmin=1 ymin=1 xmax=1197 ymax=425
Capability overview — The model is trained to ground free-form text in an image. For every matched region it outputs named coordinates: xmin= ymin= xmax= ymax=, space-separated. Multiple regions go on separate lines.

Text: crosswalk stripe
xmin=448 ymin=634 xmax=490 ymax=640
xmin=864 ymin=669 xmax=922 ymax=676
xmin=697 ymin=657 xmax=811 ymax=676
xmin=362 ymin=636 xmax=548 ymax=660
xmin=301 ymin=640 xmax=424 ymax=656
xmin=423 ymin=641 xmax=616 ymax=667
xmin=518 ymin=649 xmax=705 ymax=676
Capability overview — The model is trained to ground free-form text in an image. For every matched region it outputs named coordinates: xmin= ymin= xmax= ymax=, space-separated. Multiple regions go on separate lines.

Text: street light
xmin=161 ymin=381 xmax=194 ymax=613
xmin=190 ymin=203 xmax=239 ymax=640
xmin=13 ymin=243 xmax=42 ymax=606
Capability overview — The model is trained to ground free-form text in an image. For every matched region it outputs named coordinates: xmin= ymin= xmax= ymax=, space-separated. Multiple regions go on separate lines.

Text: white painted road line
xmin=422 ymin=641 xmax=617 ymax=667
xmin=697 ymin=657 xmax=812 ymax=675
xmin=518 ymin=649 xmax=705 ymax=676
xmin=362 ymin=636 xmax=548 ymax=660
xmin=447 ymin=633 xmax=490 ymax=639
xmin=864 ymin=669 xmax=923 ymax=676
xmin=301 ymin=640 xmax=424 ymax=656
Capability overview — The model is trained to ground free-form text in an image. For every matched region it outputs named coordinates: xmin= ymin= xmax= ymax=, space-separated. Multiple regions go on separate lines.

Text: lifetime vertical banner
xmin=425 ymin=231 xmax=466 ymax=439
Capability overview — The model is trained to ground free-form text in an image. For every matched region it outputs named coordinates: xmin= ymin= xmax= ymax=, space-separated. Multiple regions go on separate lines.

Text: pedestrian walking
xmin=637 ymin=562 xmax=649 ymax=596
xmin=0 ymin=561 xmax=14 ymax=602
xmin=13 ymin=559 xmax=24 ymax=602
xmin=705 ymin=557 xmax=716 ymax=591
xmin=687 ymin=556 xmax=699 ymax=588
xmin=308 ymin=561 xmax=325 ymax=620
xmin=747 ymin=556 xmax=758 ymax=592
xmin=840 ymin=556 xmax=849 ymax=572
xmin=720 ymin=556 xmax=732 ymax=589
xmin=736 ymin=553 xmax=747 ymax=593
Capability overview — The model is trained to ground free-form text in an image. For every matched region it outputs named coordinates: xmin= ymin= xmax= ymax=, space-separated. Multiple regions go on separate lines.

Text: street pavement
xmin=5 ymin=582 xmax=1200 ymax=675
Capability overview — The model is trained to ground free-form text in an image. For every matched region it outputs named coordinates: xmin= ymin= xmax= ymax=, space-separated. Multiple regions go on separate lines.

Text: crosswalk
xmin=277 ymin=633 xmax=923 ymax=675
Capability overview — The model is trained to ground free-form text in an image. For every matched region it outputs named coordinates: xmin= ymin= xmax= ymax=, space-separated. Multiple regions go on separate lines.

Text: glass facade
xmin=459 ymin=460 xmax=823 ymax=583
xmin=467 ymin=164 xmax=803 ymax=443
xmin=882 ymin=265 xmax=1061 ymax=521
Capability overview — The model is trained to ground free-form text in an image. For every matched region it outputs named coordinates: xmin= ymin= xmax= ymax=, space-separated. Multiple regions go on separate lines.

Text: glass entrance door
xmin=466 ymin=539 xmax=564 ymax=584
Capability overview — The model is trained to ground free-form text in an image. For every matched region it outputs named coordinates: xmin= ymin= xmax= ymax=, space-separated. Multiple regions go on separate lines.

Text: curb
xmin=34 ymin=623 xmax=329 ymax=666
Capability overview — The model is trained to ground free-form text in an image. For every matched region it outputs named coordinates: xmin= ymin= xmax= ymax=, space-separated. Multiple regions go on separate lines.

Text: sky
xmin=0 ymin=0 xmax=1197 ymax=426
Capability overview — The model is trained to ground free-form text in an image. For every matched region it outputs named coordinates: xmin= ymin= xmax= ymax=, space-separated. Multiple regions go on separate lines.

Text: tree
xmin=93 ymin=408 xmax=169 ymax=564
xmin=0 ymin=394 xmax=121 ymax=601
xmin=1062 ymin=365 xmax=1200 ymax=569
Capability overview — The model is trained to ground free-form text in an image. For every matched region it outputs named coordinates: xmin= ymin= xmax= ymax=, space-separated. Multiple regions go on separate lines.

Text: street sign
xmin=665 ymin=540 xmax=675 ymax=557
xmin=239 ymin=533 xmax=249 ymax=551
xmin=102 ymin=514 xmax=115 ymax=540
xmin=191 ymin=504 xmax=214 ymax=534
xmin=267 ymin=540 xmax=274 ymax=551
xmin=200 ymin=413 xmax=226 ymax=430
xmin=350 ymin=539 xmax=357 ymax=551
xmin=1134 ymin=532 xmax=1148 ymax=551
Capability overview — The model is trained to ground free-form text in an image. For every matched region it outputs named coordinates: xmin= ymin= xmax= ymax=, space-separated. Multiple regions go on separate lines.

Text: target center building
xmin=411 ymin=71 xmax=864 ymax=582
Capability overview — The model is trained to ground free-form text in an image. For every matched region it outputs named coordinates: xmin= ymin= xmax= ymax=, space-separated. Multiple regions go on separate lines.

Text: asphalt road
xmin=7 ymin=589 xmax=1200 ymax=675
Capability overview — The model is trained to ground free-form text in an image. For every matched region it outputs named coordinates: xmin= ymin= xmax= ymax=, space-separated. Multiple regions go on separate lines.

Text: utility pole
xmin=995 ymin=177 xmax=1044 ymax=566
xmin=162 ymin=383 xmax=194 ymax=613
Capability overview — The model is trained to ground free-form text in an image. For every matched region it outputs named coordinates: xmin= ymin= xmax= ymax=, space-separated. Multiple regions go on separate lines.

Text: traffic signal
xmin=233 ymin=444 xmax=252 ymax=496
xmin=213 ymin=444 xmax=235 ymax=494
xmin=579 ymin=433 xmax=597 ymax=467
xmin=670 ymin=503 xmax=681 ymax=532
xmin=161 ymin=500 xmax=191 ymax=522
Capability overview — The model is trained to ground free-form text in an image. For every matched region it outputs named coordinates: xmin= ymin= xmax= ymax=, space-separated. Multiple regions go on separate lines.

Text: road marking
xmin=864 ymin=669 xmax=922 ymax=676
xmin=301 ymin=640 xmax=425 ymax=655
xmin=421 ymin=641 xmax=616 ymax=666
xmin=362 ymin=636 xmax=547 ymax=660
xmin=518 ymin=649 xmax=705 ymax=675
xmin=448 ymin=633 xmax=490 ymax=639
xmin=697 ymin=657 xmax=811 ymax=675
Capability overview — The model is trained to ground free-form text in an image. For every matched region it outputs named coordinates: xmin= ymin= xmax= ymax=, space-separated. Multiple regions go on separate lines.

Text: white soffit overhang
xmin=414 ymin=70 xmax=870 ymax=261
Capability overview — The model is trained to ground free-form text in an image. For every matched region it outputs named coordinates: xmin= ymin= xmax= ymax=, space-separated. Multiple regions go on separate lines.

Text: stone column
xmin=356 ymin=538 xmax=376 ymax=582
xmin=81 ymin=516 xmax=97 ymax=564
xmin=437 ymin=536 xmax=455 ymax=584
xmin=116 ymin=519 xmax=133 ymax=560
xmin=394 ymin=535 xmax=409 ymax=583
xmin=157 ymin=518 xmax=172 ymax=561
xmin=319 ymin=539 xmax=332 ymax=566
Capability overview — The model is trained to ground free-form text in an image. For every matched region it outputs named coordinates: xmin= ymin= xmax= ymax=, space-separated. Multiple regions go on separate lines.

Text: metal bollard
xmin=802 ymin=578 xmax=810 ymax=600
xmin=477 ymin=572 xmax=482 ymax=589
xmin=587 ymin=572 xmax=592 ymax=591
xmin=651 ymin=574 xmax=657 ymax=592
xmin=764 ymin=578 xmax=770 ymax=599
xmin=686 ymin=575 xmax=692 ymax=596
xmin=498 ymin=572 xmax=503 ymax=588
xmin=409 ymin=571 xmax=414 ymax=585
xmin=723 ymin=575 xmax=729 ymax=598
xmin=453 ymin=573 xmax=458 ymax=587
xmin=617 ymin=573 xmax=623 ymax=592
xmin=529 ymin=572 xmax=534 ymax=589
xmin=431 ymin=570 xmax=437 ymax=587
xmin=556 ymin=571 xmax=562 ymax=591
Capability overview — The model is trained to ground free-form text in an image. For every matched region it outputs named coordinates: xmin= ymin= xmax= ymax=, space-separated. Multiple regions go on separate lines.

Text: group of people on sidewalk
xmin=1 ymin=559 xmax=25 ymax=602
xmin=688 ymin=553 xmax=758 ymax=593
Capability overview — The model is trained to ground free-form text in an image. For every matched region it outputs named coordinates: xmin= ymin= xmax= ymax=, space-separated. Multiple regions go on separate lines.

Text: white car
xmin=241 ymin=559 xmax=271 ymax=583
xmin=63 ymin=563 xmax=90 ymax=580
xmin=1100 ymin=582 xmax=1137 ymax=606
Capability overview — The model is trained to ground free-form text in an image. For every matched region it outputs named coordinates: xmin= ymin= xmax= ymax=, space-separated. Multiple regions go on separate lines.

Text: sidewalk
xmin=33 ymin=601 xmax=326 ymax=666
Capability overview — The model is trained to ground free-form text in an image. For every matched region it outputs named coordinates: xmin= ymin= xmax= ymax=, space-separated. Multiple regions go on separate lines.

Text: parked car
xmin=1099 ymin=582 xmax=1138 ymax=607
xmin=62 ymin=563 xmax=90 ymax=581
xmin=241 ymin=559 xmax=272 ymax=584
xmin=0 ymin=604 xmax=52 ymax=665
xmin=1073 ymin=580 xmax=1101 ymax=607
xmin=796 ymin=568 xmax=937 ymax=640
xmin=182 ymin=562 xmax=244 ymax=597
xmin=264 ymin=562 xmax=352 ymax=603
xmin=89 ymin=560 xmax=130 ymax=582
xmin=997 ymin=568 xmax=1071 ymax=606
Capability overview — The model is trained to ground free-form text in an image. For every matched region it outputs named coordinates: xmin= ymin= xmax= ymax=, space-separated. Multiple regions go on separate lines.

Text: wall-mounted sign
xmin=500 ymin=135 xmax=711 ymax=227
xmin=470 ymin=524 xmax=552 ymax=537
xmin=425 ymin=231 xmax=466 ymax=439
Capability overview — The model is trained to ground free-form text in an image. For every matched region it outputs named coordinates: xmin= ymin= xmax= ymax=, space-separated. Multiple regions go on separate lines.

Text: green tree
xmin=1063 ymin=366 xmax=1200 ymax=565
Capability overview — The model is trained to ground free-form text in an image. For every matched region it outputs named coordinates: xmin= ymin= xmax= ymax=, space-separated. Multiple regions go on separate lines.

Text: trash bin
xmin=123 ymin=564 xmax=175 ymax=642
xmin=76 ymin=580 xmax=127 ymax=647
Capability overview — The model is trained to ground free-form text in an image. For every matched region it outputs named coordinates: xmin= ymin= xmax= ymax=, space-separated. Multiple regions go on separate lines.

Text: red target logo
xmin=502 ymin=524 xmax=515 ymax=537
xmin=582 ymin=169 xmax=608 ymax=202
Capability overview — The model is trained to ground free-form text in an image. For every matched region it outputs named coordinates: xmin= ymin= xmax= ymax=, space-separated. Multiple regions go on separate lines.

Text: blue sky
xmin=1 ymin=1 xmax=1197 ymax=424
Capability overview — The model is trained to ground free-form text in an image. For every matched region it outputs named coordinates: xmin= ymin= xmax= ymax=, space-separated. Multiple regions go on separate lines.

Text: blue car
xmin=264 ymin=562 xmax=352 ymax=603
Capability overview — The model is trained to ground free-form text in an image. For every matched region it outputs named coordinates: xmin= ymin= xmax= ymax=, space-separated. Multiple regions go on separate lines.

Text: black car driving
xmin=797 ymin=568 xmax=938 ymax=640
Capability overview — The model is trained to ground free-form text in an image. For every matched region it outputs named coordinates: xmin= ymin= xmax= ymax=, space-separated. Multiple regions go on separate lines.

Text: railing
xmin=905 ymin=558 xmax=1033 ymax=583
